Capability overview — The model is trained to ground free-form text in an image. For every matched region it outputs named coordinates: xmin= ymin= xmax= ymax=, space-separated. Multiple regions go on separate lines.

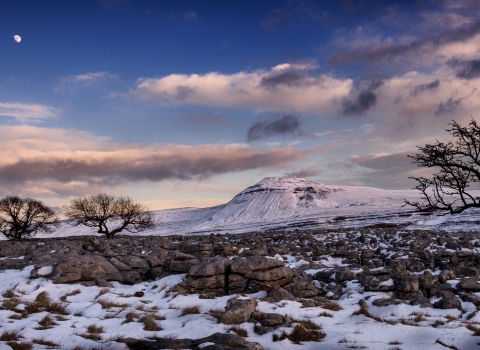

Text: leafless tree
xmin=406 ymin=118 xmax=480 ymax=214
xmin=0 ymin=196 xmax=58 ymax=241
xmin=64 ymin=192 xmax=155 ymax=239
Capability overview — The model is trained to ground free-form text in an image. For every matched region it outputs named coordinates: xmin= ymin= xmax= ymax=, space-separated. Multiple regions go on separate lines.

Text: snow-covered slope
xmin=44 ymin=176 xmax=480 ymax=238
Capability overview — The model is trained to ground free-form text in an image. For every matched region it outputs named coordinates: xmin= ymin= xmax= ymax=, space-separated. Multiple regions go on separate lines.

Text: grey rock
xmin=220 ymin=298 xmax=256 ymax=325
xmin=283 ymin=281 xmax=319 ymax=298
xmin=189 ymin=257 xmax=229 ymax=277
xmin=116 ymin=255 xmax=150 ymax=270
xmin=433 ymin=298 xmax=462 ymax=310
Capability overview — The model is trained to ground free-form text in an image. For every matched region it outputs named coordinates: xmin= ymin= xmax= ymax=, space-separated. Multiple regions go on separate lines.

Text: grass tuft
xmin=466 ymin=323 xmax=480 ymax=336
xmin=37 ymin=314 xmax=58 ymax=329
xmin=123 ymin=311 xmax=140 ymax=324
xmin=1 ymin=330 xmax=22 ymax=341
xmin=7 ymin=342 xmax=32 ymax=350
xmin=322 ymin=301 xmax=342 ymax=311
xmin=142 ymin=314 xmax=163 ymax=331
xmin=435 ymin=338 xmax=459 ymax=349
xmin=273 ymin=324 xmax=326 ymax=344
xmin=97 ymin=298 xmax=128 ymax=309
xmin=87 ymin=324 xmax=104 ymax=334
xmin=181 ymin=305 xmax=201 ymax=316
xmin=32 ymin=338 xmax=60 ymax=348
xmin=228 ymin=326 xmax=248 ymax=337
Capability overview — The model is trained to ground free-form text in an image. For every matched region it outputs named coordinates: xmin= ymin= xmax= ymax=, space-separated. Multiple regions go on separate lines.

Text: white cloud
xmin=55 ymin=71 xmax=118 ymax=91
xmin=0 ymin=102 xmax=59 ymax=122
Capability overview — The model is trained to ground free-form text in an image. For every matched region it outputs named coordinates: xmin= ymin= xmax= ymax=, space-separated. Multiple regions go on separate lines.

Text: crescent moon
xmin=13 ymin=35 xmax=21 ymax=43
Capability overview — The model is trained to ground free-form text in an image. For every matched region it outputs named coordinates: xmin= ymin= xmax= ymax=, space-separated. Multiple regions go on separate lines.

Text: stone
xmin=410 ymin=294 xmax=433 ymax=308
xmin=189 ymin=257 xmax=229 ymax=277
xmin=266 ymin=286 xmax=297 ymax=302
xmin=52 ymin=255 xmax=122 ymax=284
xmin=219 ymin=298 xmax=256 ymax=325
xmin=120 ymin=270 xmax=142 ymax=284
xmin=433 ymin=298 xmax=462 ymax=310
xmin=394 ymin=270 xmax=419 ymax=293
xmin=438 ymin=270 xmax=455 ymax=283
xmin=459 ymin=292 xmax=480 ymax=306
xmin=372 ymin=298 xmax=398 ymax=307
xmin=109 ymin=257 xmax=132 ymax=271
xmin=335 ymin=270 xmax=357 ymax=282
xmin=457 ymin=278 xmax=480 ymax=292
xmin=283 ymin=281 xmax=319 ymax=298
xmin=124 ymin=332 xmax=264 ymax=350
xmin=250 ymin=312 xmax=284 ymax=326
xmin=115 ymin=255 xmax=150 ymax=270
xmin=180 ymin=242 xmax=215 ymax=258
xmin=164 ymin=259 xmax=199 ymax=273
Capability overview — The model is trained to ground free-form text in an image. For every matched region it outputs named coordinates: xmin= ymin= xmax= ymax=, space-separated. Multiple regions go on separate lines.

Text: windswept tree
xmin=64 ymin=193 xmax=155 ymax=239
xmin=0 ymin=196 xmax=58 ymax=241
xmin=406 ymin=118 xmax=480 ymax=214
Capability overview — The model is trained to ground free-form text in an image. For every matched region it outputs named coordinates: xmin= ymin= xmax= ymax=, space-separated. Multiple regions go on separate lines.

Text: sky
xmin=1 ymin=0 xmax=480 ymax=211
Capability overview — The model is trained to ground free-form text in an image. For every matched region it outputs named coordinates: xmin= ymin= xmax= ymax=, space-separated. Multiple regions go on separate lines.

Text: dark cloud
xmin=410 ymin=79 xmax=440 ymax=96
xmin=340 ymin=76 xmax=385 ymax=116
xmin=435 ymin=97 xmax=462 ymax=115
xmin=261 ymin=69 xmax=311 ymax=90
xmin=449 ymin=59 xmax=480 ymax=80
xmin=327 ymin=20 xmax=480 ymax=65
xmin=260 ymin=8 xmax=293 ymax=30
xmin=247 ymin=114 xmax=301 ymax=141
xmin=285 ymin=165 xmax=322 ymax=178
xmin=0 ymin=146 xmax=322 ymax=186
xmin=175 ymin=86 xmax=196 ymax=100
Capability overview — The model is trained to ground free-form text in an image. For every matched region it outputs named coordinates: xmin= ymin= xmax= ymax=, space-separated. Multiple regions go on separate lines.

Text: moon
xmin=13 ymin=35 xmax=21 ymax=43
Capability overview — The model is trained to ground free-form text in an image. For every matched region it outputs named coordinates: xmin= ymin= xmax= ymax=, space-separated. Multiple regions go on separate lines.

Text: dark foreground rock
xmin=124 ymin=332 xmax=264 ymax=350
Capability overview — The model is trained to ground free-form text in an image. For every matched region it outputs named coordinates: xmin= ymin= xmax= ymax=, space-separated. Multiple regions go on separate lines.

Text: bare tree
xmin=64 ymin=193 xmax=155 ymax=239
xmin=406 ymin=118 xmax=480 ymax=214
xmin=0 ymin=196 xmax=58 ymax=241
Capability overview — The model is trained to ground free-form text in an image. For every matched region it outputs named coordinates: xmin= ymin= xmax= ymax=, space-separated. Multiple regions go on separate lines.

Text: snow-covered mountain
xmin=45 ymin=177 xmax=480 ymax=238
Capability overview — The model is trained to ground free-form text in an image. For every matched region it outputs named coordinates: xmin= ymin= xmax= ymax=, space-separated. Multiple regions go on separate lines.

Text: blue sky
xmin=2 ymin=0 xmax=480 ymax=210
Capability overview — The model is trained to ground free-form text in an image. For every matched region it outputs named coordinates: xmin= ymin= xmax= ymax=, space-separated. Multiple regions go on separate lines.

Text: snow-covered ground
xmin=1 ymin=263 xmax=479 ymax=349
xmin=42 ymin=177 xmax=480 ymax=239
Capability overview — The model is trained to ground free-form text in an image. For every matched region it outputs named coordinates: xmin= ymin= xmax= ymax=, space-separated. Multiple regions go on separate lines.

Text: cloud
xmin=410 ymin=79 xmax=440 ymax=96
xmin=449 ymin=59 xmax=480 ymax=79
xmin=183 ymin=11 xmax=197 ymax=20
xmin=178 ymin=114 xmax=229 ymax=126
xmin=0 ymin=125 xmax=323 ymax=197
xmin=339 ymin=76 xmax=385 ymax=116
xmin=55 ymin=71 xmax=118 ymax=91
xmin=435 ymin=96 xmax=462 ymax=115
xmin=129 ymin=62 xmax=352 ymax=113
xmin=260 ymin=62 xmax=318 ymax=90
xmin=285 ymin=165 xmax=322 ymax=178
xmin=247 ymin=114 xmax=301 ymax=141
xmin=0 ymin=102 xmax=59 ymax=122
xmin=327 ymin=20 xmax=480 ymax=65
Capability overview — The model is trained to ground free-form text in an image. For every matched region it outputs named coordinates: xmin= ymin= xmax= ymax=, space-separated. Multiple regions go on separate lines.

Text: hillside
xmin=45 ymin=177 xmax=480 ymax=238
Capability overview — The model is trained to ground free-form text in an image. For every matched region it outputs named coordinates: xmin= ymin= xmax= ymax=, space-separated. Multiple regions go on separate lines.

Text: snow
xmin=24 ymin=176 xmax=480 ymax=241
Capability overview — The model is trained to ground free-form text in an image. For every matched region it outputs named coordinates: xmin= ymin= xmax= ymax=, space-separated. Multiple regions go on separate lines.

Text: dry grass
xmin=32 ymin=338 xmax=60 ymax=348
xmin=297 ymin=319 xmax=321 ymax=330
xmin=2 ymin=297 xmax=21 ymax=312
xmin=435 ymin=338 xmax=459 ymax=349
xmin=97 ymin=288 xmax=110 ymax=298
xmin=389 ymin=340 xmax=403 ymax=345
xmin=208 ymin=307 xmax=224 ymax=321
xmin=123 ymin=311 xmax=140 ymax=324
xmin=445 ymin=315 xmax=458 ymax=322
xmin=181 ymin=305 xmax=201 ymax=316
xmin=322 ymin=301 xmax=342 ymax=311
xmin=77 ymin=332 xmax=102 ymax=341
xmin=7 ymin=342 xmax=32 ymax=350
xmin=37 ymin=314 xmax=58 ymax=329
xmin=318 ymin=311 xmax=333 ymax=317
xmin=74 ymin=310 xmax=84 ymax=317
xmin=273 ymin=324 xmax=326 ymax=344
xmin=60 ymin=289 xmax=81 ymax=302
xmin=2 ymin=289 xmax=16 ymax=298
xmin=466 ymin=323 xmax=480 ymax=336
xmin=228 ymin=326 xmax=248 ymax=337
xmin=142 ymin=314 xmax=163 ymax=331
xmin=97 ymin=298 xmax=128 ymax=309
xmin=24 ymin=292 xmax=68 ymax=315
xmin=1 ymin=330 xmax=22 ymax=341
xmin=432 ymin=319 xmax=446 ymax=328
xmin=87 ymin=324 xmax=104 ymax=334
